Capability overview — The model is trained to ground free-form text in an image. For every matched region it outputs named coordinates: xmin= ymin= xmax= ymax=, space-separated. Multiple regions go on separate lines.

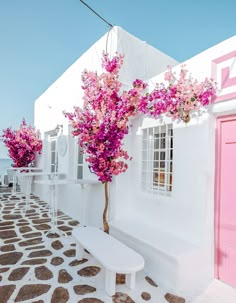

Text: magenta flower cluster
xmin=64 ymin=52 xmax=147 ymax=183
xmin=65 ymin=54 xmax=217 ymax=183
xmin=2 ymin=119 xmax=42 ymax=167
xmin=138 ymin=66 xmax=217 ymax=120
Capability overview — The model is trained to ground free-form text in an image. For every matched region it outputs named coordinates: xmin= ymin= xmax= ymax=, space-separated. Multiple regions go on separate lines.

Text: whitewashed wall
xmin=110 ymin=35 xmax=236 ymax=299
xmin=33 ymin=26 xmax=178 ymax=226
xmin=34 ymin=21 xmax=235 ymax=299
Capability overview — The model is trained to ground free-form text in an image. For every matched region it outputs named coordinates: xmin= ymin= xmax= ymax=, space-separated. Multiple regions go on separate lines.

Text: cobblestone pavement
xmin=0 ymin=187 xmax=186 ymax=303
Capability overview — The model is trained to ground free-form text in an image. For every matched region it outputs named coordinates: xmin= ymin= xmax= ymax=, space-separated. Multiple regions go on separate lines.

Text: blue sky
xmin=0 ymin=0 xmax=235 ymax=158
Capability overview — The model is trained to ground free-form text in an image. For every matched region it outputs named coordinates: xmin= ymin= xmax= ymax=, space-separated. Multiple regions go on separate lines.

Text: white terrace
xmin=2 ymin=27 xmax=236 ymax=302
xmin=0 ymin=186 xmax=186 ymax=303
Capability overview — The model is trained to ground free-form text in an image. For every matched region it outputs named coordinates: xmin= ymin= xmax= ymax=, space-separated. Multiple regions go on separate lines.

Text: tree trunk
xmin=103 ymin=181 xmax=109 ymax=233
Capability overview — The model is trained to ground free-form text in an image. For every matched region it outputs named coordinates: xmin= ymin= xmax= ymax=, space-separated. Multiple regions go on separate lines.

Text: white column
xmin=12 ymin=170 xmax=17 ymax=195
xmin=105 ymin=269 xmax=116 ymax=296
xmin=76 ymin=242 xmax=84 ymax=260
xmin=126 ymin=272 xmax=136 ymax=289
xmin=25 ymin=175 xmax=33 ymax=210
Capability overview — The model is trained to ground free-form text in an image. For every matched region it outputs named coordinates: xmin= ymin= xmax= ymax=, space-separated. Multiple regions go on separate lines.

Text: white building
xmin=33 ymin=26 xmax=236 ymax=301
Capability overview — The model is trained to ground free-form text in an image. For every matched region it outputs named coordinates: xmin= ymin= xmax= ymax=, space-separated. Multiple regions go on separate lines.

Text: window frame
xmin=49 ymin=134 xmax=58 ymax=173
xmin=74 ymin=138 xmax=83 ymax=180
xmin=142 ymin=124 xmax=173 ymax=195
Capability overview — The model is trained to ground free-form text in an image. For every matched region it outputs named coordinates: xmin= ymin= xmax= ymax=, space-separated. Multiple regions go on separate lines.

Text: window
xmin=76 ymin=144 xmax=83 ymax=179
xmin=142 ymin=124 xmax=173 ymax=194
xmin=49 ymin=135 xmax=58 ymax=173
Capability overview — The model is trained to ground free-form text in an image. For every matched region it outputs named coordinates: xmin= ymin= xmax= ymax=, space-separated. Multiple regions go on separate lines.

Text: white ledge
xmin=74 ymin=179 xmax=100 ymax=185
xmin=73 ymin=179 xmax=100 ymax=188
xmin=34 ymin=178 xmax=100 ymax=188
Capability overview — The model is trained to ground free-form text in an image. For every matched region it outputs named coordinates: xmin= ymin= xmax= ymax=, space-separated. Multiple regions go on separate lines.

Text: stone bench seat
xmin=72 ymin=226 xmax=145 ymax=296
xmin=110 ymin=219 xmax=204 ymax=297
xmin=110 ymin=219 xmax=198 ymax=258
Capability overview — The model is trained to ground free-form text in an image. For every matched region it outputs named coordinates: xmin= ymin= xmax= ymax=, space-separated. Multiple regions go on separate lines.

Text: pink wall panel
xmin=215 ymin=115 xmax=236 ymax=287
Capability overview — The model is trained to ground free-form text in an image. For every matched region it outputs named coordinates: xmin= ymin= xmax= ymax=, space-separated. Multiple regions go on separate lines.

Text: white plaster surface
xmin=33 ymin=28 xmax=236 ymax=300
xmin=192 ymin=280 xmax=236 ymax=303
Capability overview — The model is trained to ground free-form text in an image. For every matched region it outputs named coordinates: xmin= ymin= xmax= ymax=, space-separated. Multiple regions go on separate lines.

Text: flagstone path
xmin=0 ymin=186 xmax=187 ymax=303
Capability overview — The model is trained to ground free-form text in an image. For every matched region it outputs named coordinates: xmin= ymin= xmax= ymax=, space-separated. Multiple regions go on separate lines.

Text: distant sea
xmin=0 ymin=158 xmax=13 ymax=178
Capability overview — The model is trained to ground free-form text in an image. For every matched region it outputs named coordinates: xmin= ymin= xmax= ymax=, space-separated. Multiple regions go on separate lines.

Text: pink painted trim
xmin=214 ymin=114 xmax=236 ymax=279
xmin=214 ymin=92 xmax=236 ymax=102
xmin=215 ymin=117 xmax=221 ymax=278
xmin=212 ymin=50 xmax=236 ymax=64
xmin=211 ymin=50 xmax=236 ymax=103
xmin=221 ymin=67 xmax=236 ymax=89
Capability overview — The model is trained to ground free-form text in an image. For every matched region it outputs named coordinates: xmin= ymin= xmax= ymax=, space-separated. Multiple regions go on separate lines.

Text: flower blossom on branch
xmin=138 ymin=65 xmax=217 ymax=121
xmin=2 ymin=119 xmax=42 ymax=167
xmin=64 ymin=52 xmax=147 ymax=183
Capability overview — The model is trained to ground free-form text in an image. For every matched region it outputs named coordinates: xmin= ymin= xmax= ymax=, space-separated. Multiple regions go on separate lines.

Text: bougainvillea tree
xmin=2 ymin=118 xmax=42 ymax=167
xmin=139 ymin=65 xmax=217 ymax=123
xmin=64 ymin=52 xmax=147 ymax=233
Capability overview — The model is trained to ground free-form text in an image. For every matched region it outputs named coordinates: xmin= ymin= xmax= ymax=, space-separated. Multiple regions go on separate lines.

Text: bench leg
xmin=76 ymin=242 xmax=84 ymax=260
xmin=105 ymin=269 xmax=116 ymax=296
xmin=126 ymin=272 xmax=136 ymax=289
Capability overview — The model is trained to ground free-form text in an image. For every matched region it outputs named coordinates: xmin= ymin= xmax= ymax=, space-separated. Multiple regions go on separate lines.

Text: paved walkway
xmin=192 ymin=280 xmax=236 ymax=303
xmin=0 ymin=186 xmax=187 ymax=303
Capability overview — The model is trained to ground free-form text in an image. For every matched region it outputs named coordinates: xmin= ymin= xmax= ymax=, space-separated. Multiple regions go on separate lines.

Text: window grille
xmin=76 ymin=144 xmax=83 ymax=179
xmin=142 ymin=124 xmax=173 ymax=194
xmin=49 ymin=135 xmax=58 ymax=173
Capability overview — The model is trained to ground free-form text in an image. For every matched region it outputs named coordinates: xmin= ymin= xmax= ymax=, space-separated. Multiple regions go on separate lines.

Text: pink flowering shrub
xmin=2 ymin=119 xmax=42 ymax=167
xmin=64 ymin=52 xmax=147 ymax=183
xmin=139 ymin=65 xmax=217 ymax=122
xmin=65 ymin=55 xmax=217 ymax=184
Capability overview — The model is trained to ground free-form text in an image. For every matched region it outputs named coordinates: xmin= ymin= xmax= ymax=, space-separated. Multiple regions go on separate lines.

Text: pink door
xmin=215 ymin=115 xmax=236 ymax=287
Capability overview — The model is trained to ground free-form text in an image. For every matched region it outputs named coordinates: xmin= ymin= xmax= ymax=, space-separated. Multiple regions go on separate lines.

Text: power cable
xmin=80 ymin=0 xmax=113 ymax=28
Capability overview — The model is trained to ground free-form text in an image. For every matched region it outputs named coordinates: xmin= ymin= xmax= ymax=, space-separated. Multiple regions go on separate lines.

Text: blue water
xmin=0 ymin=158 xmax=13 ymax=178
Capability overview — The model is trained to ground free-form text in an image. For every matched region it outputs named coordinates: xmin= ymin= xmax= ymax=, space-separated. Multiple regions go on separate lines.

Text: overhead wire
xmin=80 ymin=0 xmax=113 ymax=28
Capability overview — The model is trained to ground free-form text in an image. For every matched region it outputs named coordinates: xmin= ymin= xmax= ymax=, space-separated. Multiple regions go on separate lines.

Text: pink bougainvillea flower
xmin=139 ymin=66 xmax=217 ymax=121
xmin=64 ymin=52 xmax=147 ymax=183
xmin=2 ymin=118 xmax=42 ymax=167
xmin=65 ymin=54 xmax=217 ymax=182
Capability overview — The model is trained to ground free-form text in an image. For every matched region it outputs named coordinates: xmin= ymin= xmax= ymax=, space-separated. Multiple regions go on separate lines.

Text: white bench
xmin=110 ymin=219 xmax=205 ymax=298
xmin=72 ymin=226 xmax=145 ymax=296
